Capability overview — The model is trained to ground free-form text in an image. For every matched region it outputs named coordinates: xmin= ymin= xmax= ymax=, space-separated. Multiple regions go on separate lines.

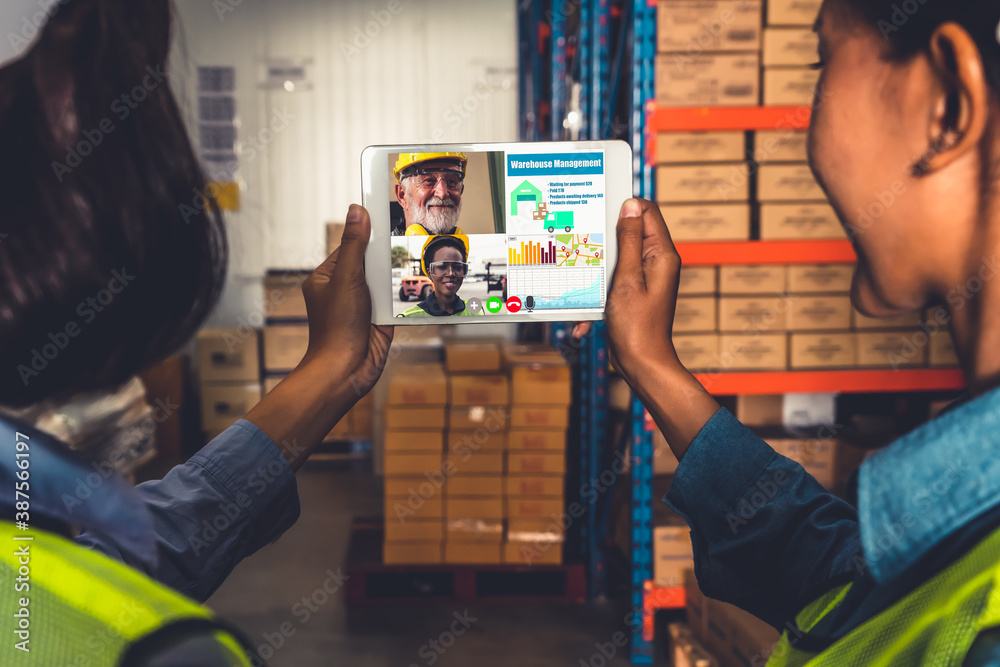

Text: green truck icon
xmin=544 ymin=211 xmax=574 ymax=233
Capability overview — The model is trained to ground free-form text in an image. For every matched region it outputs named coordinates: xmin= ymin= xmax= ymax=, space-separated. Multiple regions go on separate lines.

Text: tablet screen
xmin=389 ymin=149 xmax=608 ymax=319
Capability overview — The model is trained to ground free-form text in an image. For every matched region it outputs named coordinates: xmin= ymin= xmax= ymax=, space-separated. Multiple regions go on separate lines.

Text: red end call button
xmin=506 ymin=296 xmax=522 ymax=313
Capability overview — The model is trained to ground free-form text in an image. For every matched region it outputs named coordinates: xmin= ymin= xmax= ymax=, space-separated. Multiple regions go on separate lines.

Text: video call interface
xmin=389 ymin=150 xmax=607 ymax=318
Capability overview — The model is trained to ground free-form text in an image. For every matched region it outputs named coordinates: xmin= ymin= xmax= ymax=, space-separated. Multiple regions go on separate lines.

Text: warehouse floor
xmin=206 ymin=463 xmax=635 ymax=666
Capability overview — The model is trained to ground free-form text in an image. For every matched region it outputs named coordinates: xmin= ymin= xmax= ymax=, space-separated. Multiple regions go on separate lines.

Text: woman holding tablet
xmin=603 ymin=1 xmax=1000 ymax=663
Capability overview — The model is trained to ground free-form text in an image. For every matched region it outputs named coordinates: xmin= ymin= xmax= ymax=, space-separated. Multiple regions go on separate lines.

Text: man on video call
xmin=399 ymin=235 xmax=484 ymax=317
xmin=394 ymin=152 xmax=467 ymax=236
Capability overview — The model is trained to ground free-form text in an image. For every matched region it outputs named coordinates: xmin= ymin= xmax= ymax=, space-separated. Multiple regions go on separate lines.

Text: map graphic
xmin=507 ymin=266 xmax=605 ymax=310
xmin=555 ymin=234 xmax=604 ymax=267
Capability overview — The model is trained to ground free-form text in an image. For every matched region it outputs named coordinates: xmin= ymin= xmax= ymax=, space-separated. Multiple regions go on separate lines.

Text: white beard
xmin=408 ymin=197 xmax=463 ymax=234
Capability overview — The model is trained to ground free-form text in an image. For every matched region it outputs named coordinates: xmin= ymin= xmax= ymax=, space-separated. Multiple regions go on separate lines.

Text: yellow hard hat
xmin=421 ymin=234 xmax=470 ymax=276
xmin=394 ymin=152 xmax=468 ymax=182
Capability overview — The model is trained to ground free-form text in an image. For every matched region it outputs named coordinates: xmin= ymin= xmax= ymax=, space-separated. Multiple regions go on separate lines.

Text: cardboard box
xmin=852 ymin=309 xmax=922 ymax=330
xmin=505 ymin=476 xmax=564 ymax=497
xmin=736 ymin=395 xmax=783 ymax=426
xmin=501 ymin=343 xmax=564 ymax=368
xmin=384 ymin=476 xmax=441 ymax=498
xmin=510 ymin=365 xmax=571 ymax=406
xmin=719 ymin=297 xmax=788 ymax=333
xmin=718 ymin=334 xmax=788 ymax=370
xmin=388 ymin=364 xmax=449 ymax=405
xmin=384 ymin=431 xmax=444 ymax=453
xmin=200 ymin=383 xmax=262 ymax=435
xmin=449 ymin=374 xmax=509 ymax=406
xmin=444 ymin=452 xmax=504 ymax=475
xmin=929 ymin=328 xmax=959 ymax=367
xmin=767 ymin=0 xmax=822 ymax=26
xmin=678 ymin=266 xmax=718 ymax=296
xmin=762 ymin=27 xmax=819 ymax=66
xmin=507 ymin=452 xmax=567 ymax=475
xmin=659 ymin=204 xmax=751 ymax=241
xmin=446 ymin=429 xmax=507 ymax=453
xmin=759 ymin=203 xmax=846 ymax=240
xmin=764 ymin=67 xmax=820 ymax=105
xmin=653 ymin=429 xmax=679 ymax=474
xmin=657 ymin=164 xmax=751 ymax=204
xmin=507 ymin=429 xmax=566 ymax=451
xmin=655 ymin=53 xmax=760 ymax=108
xmin=655 ymin=131 xmax=746 ymax=164
xmin=384 ymin=520 xmax=444 ymax=542
xmin=385 ymin=406 xmax=447 ymax=430
xmin=262 ymin=325 xmax=308 ymax=373
xmin=504 ymin=542 xmax=562 ymax=565
xmin=856 ymin=331 xmax=927 ymax=368
xmin=767 ymin=438 xmax=836 ymax=488
xmin=506 ymin=497 xmax=565 ymax=520
xmin=510 ymin=406 xmax=569 ymax=429
xmin=758 ymin=164 xmax=825 ymax=202
xmin=197 ymin=329 xmax=260 ymax=382
xmin=384 ymin=494 xmax=443 ymax=520
xmin=787 ymin=296 xmax=852 ymax=331
xmin=444 ymin=542 xmax=502 ymax=564
xmin=790 ymin=333 xmax=856 ymax=369
xmin=445 ymin=476 xmax=504 ymax=497
xmin=383 ymin=453 xmax=442 ymax=476
xmin=383 ymin=542 xmax=442 ymax=565
xmin=674 ymin=334 xmax=720 ymax=370
xmin=674 ymin=297 xmax=719 ymax=333
xmin=656 ymin=1 xmax=762 ymax=53
xmin=507 ymin=519 xmax=565 ymax=542
xmin=787 ymin=264 xmax=854 ymax=294
xmin=445 ymin=497 xmax=504 ymax=520
xmin=445 ymin=341 xmax=502 ymax=373
xmin=719 ymin=265 xmax=786 ymax=295
xmin=448 ymin=405 xmax=507 ymax=430
xmin=446 ymin=519 xmax=503 ymax=543
xmin=262 ymin=272 xmax=308 ymax=320
xmin=327 ymin=222 xmax=345 ymax=255
xmin=754 ymin=130 xmax=808 ymax=163
xmin=654 ymin=526 xmax=694 ymax=587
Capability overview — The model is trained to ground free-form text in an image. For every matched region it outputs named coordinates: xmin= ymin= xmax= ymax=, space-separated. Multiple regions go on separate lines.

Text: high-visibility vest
xmin=0 ymin=521 xmax=259 ymax=666
xmin=766 ymin=525 xmax=1000 ymax=666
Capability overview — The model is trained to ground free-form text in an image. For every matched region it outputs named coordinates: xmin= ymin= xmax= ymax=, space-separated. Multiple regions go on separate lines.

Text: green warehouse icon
xmin=510 ymin=180 xmax=543 ymax=216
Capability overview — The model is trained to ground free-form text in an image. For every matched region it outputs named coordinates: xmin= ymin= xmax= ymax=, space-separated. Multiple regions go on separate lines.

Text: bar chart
xmin=508 ymin=236 xmax=557 ymax=266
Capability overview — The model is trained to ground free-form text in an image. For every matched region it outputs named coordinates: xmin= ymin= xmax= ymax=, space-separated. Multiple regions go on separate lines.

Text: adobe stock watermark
xmin=876 ymin=0 xmax=929 ymax=40
xmin=16 ymin=268 xmax=136 ymax=387
xmin=5 ymin=0 xmax=71 ymax=56
xmin=340 ymin=0 xmax=412 ymax=62
xmin=428 ymin=74 xmax=513 ymax=142
xmin=577 ymin=605 xmax=642 ymax=667
xmin=407 ymin=610 xmax=477 ymax=667
xmin=50 ymin=66 xmax=169 ymax=182
xmin=213 ymin=0 xmax=245 ymax=21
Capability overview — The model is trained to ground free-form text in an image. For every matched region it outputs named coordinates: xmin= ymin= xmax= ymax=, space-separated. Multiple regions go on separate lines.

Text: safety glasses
xmin=402 ymin=169 xmax=465 ymax=193
xmin=428 ymin=261 xmax=469 ymax=277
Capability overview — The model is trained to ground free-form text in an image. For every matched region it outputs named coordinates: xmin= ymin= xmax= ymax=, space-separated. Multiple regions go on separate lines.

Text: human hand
xmin=301 ymin=204 xmax=394 ymax=399
xmin=605 ymin=198 xmax=682 ymax=384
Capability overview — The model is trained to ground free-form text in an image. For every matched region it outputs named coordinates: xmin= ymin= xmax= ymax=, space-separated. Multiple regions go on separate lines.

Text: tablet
xmin=362 ymin=140 xmax=632 ymax=325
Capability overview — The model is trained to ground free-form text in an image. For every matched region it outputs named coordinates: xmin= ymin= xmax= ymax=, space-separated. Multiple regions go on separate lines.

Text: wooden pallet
xmin=345 ymin=518 xmax=585 ymax=606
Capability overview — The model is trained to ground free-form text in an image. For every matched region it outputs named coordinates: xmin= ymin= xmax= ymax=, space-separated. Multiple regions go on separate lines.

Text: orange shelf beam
xmin=690 ymin=369 xmax=965 ymax=396
xmin=643 ymin=582 xmax=686 ymax=642
xmin=646 ymin=104 xmax=813 ymax=165
xmin=674 ymin=240 xmax=856 ymax=266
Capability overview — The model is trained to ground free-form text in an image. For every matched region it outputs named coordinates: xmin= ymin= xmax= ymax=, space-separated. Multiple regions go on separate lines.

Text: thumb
xmin=316 ymin=204 xmax=369 ymax=281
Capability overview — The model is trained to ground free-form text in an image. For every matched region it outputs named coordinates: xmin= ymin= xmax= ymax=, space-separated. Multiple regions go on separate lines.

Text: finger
xmin=572 ymin=322 xmax=592 ymax=340
xmin=320 ymin=204 xmax=370 ymax=281
xmin=613 ymin=198 xmax=646 ymax=292
xmin=634 ymin=199 xmax=681 ymax=297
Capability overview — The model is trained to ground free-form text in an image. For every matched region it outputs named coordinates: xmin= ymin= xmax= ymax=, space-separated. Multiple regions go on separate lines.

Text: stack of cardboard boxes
xmin=762 ymin=0 xmax=823 ymax=105
xmin=196 ymin=329 xmax=262 ymax=440
xmin=381 ymin=342 xmax=571 ymax=566
xmin=668 ymin=263 xmax=960 ymax=372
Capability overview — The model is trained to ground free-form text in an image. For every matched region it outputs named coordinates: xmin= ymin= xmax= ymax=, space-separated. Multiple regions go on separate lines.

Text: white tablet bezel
xmin=362 ymin=140 xmax=632 ymax=326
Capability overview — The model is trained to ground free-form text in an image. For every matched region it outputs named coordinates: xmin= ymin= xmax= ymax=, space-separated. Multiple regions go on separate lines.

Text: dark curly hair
xmin=0 ymin=0 xmax=228 ymax=407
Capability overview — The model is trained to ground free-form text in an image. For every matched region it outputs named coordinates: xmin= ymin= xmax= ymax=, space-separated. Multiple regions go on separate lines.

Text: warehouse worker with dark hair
xmin=394 ymin=152 xmax=468 ymax=236
xmin=399 ymin=235 xmax=484 ymax=317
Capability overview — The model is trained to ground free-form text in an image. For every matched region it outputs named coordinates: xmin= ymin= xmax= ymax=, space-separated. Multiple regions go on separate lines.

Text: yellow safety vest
xmin=766 ymin=525 xmax=1000 ymax=666
xmin=0 ymin=522 xmax=257 ymax=666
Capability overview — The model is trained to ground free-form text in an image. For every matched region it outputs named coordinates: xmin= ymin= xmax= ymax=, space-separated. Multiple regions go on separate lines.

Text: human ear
xmin=913 ymin=22 xmax=989 ymax=176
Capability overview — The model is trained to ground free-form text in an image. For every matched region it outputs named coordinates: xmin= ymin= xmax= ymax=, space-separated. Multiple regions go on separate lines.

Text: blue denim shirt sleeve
xmin=664 ymin=407 xmax=862 ymax=630
xmin=75 ymin=419 xmax=301 ymax=603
